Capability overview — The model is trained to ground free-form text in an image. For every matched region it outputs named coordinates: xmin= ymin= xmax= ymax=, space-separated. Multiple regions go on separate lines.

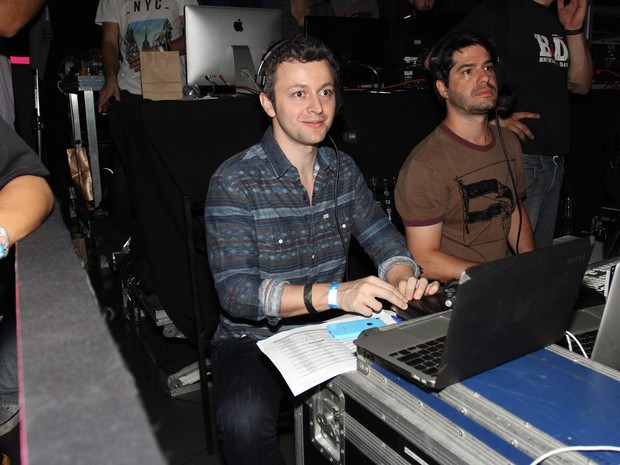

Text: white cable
xmin=529 ymin=445 xmax=620 ymax=465
xmin=56 ymin=80 xmax=67 ymax=95
xmin=240 ymin=68 xmax=259 ymax=91
xmin=564 ymin=331 xmax=589 ymax=358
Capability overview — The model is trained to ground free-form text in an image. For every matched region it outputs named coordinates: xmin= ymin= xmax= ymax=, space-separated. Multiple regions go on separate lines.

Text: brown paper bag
xmin=140 ymin=51 xmax=183 ymax=101
xmin=66 ymin=147 xmax=94 ymax=211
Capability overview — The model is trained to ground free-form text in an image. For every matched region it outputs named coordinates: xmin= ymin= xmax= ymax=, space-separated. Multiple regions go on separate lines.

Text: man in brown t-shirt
xmin=395 ymin=31 xmax=535 ymax=282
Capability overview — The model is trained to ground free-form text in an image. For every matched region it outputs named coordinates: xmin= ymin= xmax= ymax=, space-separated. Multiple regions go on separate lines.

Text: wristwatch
xmin=0 ymin=226 xmax=9 ymax=260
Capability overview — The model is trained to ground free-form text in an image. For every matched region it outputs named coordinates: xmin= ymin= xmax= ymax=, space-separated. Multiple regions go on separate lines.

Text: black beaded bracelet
xmin=564 ymin=27 xmax=584 ymax=36
xmin=303 ymin=283 xmax=317 ymax=314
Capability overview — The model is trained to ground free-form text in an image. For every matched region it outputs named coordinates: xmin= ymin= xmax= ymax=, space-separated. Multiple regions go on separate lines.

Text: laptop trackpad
xmin=399 ymin=314 xmax=451 ymax=344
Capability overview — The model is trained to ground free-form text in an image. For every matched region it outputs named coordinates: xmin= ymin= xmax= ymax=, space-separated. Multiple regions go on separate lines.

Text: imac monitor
xmin=185 ymin=5 xmax=282 ymax=94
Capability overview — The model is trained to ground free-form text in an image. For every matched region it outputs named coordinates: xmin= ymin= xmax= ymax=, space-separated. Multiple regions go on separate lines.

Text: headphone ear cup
xmin=257 ymin=67 xmax=266 ymax=91
xmin=255 ymin=49 xmax=267 ymax=91
xmin=428 ymin=33 xmax=450 ymax=82
xmin=429 ymin=53 xmax=445 ymax=81
xmin=255 ymin=53 xmax=270 ymax=91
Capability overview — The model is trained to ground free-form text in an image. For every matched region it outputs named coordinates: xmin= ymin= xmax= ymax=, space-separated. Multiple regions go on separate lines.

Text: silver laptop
xmin=563 ymin=259 xmax=619 ymax=370
xmin=354 ymin=237 xmax=593 ymax=391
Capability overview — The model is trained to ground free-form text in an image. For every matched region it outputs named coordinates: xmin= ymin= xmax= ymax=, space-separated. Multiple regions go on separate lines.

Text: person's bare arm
xmin=565 ymin=33 xmax=593 ymax=95
xmin=496 ymin=111 xmax=540 ymax=142
xmin=278 ymin=278 xmax=407 ymax=318
xmin=278 ymin=267 xmax=438 ymax=319
xmin=0 ymin=175 xmax=53 ymax=246
xmin=404 ymin=223 xmax=478 ymax=282
xmin=167 ymin=16 xmax=187 ymax=55
xmin=280 ymin=265 xmax=439 ymax=318
xmin=0 ymin=0 xmax=45 ymax=37
xmin=507 ymin=200 xmax=536 ymax=254
xmin=557 ymin=0 xmax=593 ymax=95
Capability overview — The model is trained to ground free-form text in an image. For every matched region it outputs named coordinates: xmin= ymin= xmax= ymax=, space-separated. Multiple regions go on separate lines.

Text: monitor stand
xmin=232 ymin=45 xmax=258 ymax=94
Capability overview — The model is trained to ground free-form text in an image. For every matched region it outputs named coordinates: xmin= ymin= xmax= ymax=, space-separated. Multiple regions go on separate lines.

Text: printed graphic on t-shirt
xmin=534 ymin=34 xmax=569 ymax=68
xmin=455 ymin=160 xmax=514 ymax=248
xmin=122 ymin=19 xmax=173 ymax=63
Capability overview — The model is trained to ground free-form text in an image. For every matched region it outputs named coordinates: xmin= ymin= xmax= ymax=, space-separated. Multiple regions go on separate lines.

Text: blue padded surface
xmin=376 ymin=348 xmax=620 ymax=464
xmin=462 ymin=349 xmax=620 ymax=464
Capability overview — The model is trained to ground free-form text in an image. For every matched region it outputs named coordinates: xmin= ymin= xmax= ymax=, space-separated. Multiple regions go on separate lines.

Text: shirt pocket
xmin=255 ymin=215 xmax=308 ymax=279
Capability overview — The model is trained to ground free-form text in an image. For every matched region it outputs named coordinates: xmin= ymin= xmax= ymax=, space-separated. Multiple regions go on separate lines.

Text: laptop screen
xmin=355 ymin=237 xmax=594 ymax=390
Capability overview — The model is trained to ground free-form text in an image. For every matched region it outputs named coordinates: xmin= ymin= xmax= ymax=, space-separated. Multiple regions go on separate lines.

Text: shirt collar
xmin=260 ymin=126 xmax=335 ymax=179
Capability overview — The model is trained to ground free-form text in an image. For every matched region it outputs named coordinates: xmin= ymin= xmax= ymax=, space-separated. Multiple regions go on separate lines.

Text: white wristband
xmin=0 ymin=225 xmax=9 ymax=260
xmin=328 ymin=283 xmax=339 ymax=309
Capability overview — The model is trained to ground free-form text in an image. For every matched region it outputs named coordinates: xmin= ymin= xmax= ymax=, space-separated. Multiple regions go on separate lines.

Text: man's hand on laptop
xmin=386 ymin=263 xmax=440 ymax=301
xmin=395 ymin=275 xmax=440 ymax=302
xmin=337 ymin=275 xmax=440 ymax=317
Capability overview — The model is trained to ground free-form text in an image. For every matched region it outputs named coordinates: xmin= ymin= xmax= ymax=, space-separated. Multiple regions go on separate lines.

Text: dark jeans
xmin=522 ymin=154 xmax=565 ymax=248
xmin=211 ymin=337 xmax=290 ymax=465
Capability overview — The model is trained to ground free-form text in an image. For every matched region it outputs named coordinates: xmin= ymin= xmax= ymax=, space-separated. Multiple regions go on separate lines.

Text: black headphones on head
xmin=428 ymin=31 xmax=514 ymax=110
xmin=255 ymin=38 xmax=344 ymax=115
xmin=429 ymin=31 xmax=504 ymax=89
xmin=255 ymin=39 xmax=284 ymax=92
xmin=428 ymin=33 xmax=453 ymax=83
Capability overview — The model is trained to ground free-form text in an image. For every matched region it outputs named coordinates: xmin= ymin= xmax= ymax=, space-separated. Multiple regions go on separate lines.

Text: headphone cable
xmin=495 ymin=112 xmax=522 ymax=254
xmin=328 ymin=134 xmax=349 ymax=281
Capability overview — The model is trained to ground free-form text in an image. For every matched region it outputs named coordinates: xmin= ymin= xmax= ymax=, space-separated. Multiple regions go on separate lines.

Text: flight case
xmin=295 ymin=345 xmax=620 ymax=465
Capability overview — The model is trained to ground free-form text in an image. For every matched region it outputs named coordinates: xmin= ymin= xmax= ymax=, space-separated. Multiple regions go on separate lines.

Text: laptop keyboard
xmin=390 ymin=337 xmax=446 ymax=376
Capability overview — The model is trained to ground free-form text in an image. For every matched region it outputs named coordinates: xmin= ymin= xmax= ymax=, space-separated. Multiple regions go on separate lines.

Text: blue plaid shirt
xmin=205 ymin=127 xmax=418 ymax=342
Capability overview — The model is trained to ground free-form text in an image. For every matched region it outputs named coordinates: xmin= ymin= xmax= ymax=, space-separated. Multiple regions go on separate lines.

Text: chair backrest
xmin=113 ymin=98 xmax=269 ymax=345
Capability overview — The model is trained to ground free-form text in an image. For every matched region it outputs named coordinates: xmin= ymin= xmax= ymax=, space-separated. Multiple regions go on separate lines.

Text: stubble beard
xmin=449 ymin=85 xmax=497 ymax=115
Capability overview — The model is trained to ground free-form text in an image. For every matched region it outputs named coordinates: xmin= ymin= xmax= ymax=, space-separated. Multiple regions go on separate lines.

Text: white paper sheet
xmin=256 ymin=312 xmax=396 ymax=396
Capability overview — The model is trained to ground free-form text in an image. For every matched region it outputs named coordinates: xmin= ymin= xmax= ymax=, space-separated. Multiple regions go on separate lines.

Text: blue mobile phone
xmin=326 ymin=318 xmax=386 ymax=341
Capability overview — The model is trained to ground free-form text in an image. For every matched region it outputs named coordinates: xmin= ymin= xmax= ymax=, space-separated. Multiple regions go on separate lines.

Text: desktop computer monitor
xmin=185 ymin=5 xmax=282 ymax=94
